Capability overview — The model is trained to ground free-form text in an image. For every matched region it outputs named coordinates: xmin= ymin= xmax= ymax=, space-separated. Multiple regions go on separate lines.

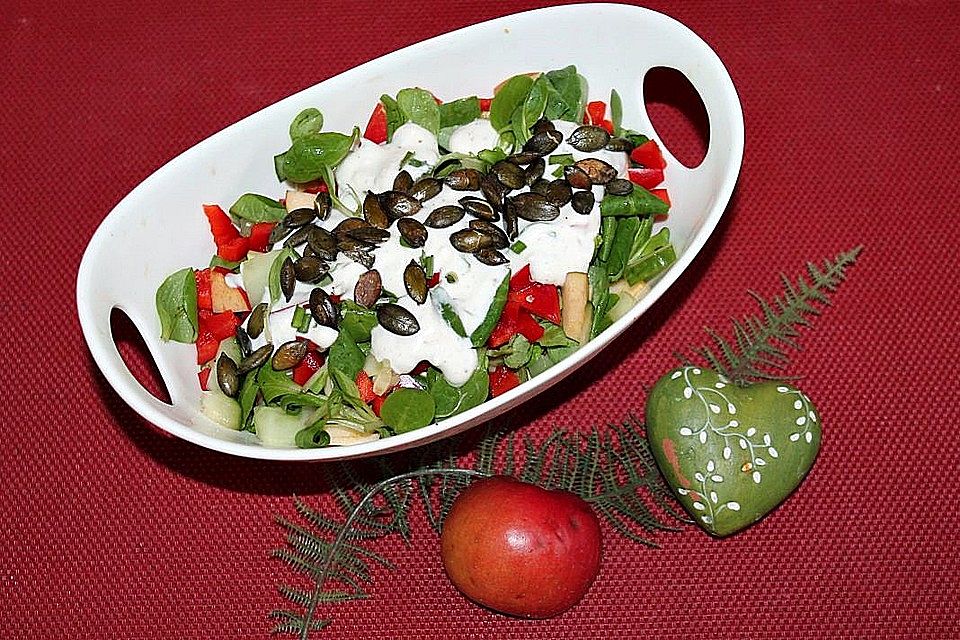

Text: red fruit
xmin=440 ymin=476 xmax=602 ymax=618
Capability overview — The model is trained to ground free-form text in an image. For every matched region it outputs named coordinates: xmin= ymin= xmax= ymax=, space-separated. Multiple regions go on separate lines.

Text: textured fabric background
xmin=4 ymin=1 xmax=960 ymax=638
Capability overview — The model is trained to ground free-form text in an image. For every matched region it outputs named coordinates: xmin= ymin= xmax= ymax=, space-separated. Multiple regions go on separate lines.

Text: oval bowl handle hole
xmin=110 ymin=307 xmax=172 ymax=405
xmin=643 ymin=67 xmax=710 ymax=169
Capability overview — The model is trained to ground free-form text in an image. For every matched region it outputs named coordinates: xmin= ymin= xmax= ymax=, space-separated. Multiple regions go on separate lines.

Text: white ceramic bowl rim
xmin=77 ymin=3 xmax=744 ymax=461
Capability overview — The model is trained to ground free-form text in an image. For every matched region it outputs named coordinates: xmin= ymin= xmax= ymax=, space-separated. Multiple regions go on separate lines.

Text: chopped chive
xmin=551 ymin=165 xmax=565 ymax=178
xmin=510 ymin=240 xmax=527 ymax=253
xmin=420 ymin=253 xmax=434 ymax=276
xmin=548 ymin=153 xmax=575 ymax=166
xmin=291 ymin=305 xmax=310 ymax=332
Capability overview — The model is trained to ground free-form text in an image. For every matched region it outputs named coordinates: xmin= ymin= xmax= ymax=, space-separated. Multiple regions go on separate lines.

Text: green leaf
xmin=489 ymin=74 xmax=535 ymax=131
xmin=156 ymin=267 xmax=198 ymax=343
xmin=258 ymin=365 xmax=301 ymax=403
xmin=339 ymin=300 xmax=377 ymax=342
xmin=229 ymin=193 xmax=286 ymax=223
xmin=379 ymin=388 xmax=436 ymax=433
xmin=327 ymin=331 xmax=365 ymax=382
xmin=625 ymin=231 xmax=677 ymax=285
xmin=397 ymin=88 xmax=441 ymax=136
xmin=600 ymin=186 xmax=669 ymax=217
xmin=428 ymin=360 xmax=489 ymax=420
xmin=380 ymin=94 xmax=405 ymax=141
xmin=610 ymin=89 xmax=623 ymax=137
xmin=439 ymin=97 xmax=481 ymax=129
xmin=514 ymin=76 xmax=549 ymax=144
xmin=277 ymin=130 xmax=356 ymax=183
xmin=209 ymin=255 xmax=241 ymax=271
xmin=238 ymin=369 xmax=260 ymax=431
xmin=537 ymin=323 xmax=577 ymax=348
xmin=440 ymin=303 xmax=467 ymax=337
xmin=503 ymin=334 xmax=533 ymax=369
xmin=289 ymin=108 xmax=324 ymax=141
xmin=542 ymin=65 xmax=588 ymax=122
xmin=470 ymin=270 xmax=511 ymax=347
xmin=588 ymin=261 xmax=611 ymax=339
xmin=606 ymin=216 xmax=641 ymax=281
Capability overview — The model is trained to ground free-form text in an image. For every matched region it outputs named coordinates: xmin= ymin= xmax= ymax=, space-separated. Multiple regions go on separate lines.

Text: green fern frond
xmin=685 ymin=246 xmax=861 ymax=384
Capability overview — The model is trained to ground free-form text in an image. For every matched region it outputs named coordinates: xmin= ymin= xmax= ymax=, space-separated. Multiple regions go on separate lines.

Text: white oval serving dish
xmin=77 ymin=3 xmax=743 ymax=461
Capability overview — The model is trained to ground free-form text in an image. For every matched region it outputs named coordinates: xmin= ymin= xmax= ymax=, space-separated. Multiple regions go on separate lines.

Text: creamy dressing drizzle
xmin=239 ymin=118 xmax=627 ymax=388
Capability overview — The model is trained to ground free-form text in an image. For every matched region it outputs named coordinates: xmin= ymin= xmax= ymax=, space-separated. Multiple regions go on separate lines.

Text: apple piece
xmin=210 ymin=270 xmax=251 ymax=313
xmin=285 ymin=189 xmax=316 ymax=213
xmin=440 ymin=475 xmax=601 ymax=618
xmin=561 ymin=271 xmax=589 ymax=341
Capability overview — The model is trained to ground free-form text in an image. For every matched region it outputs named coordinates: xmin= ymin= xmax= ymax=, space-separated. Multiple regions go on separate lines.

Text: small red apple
xmin=440 ymin=475 xmax=602 ymax=618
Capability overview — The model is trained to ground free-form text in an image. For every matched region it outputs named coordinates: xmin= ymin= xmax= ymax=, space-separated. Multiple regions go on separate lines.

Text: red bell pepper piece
xmin=355 ymin=371 xmax=377 ymax=404
xmin=199 ymin=308 xmax=241 ymax=340
xmin=515 ymin=308 xmax=545 ymax=343
xmin=487 ymin=301 xmax=521 ymax=348
xmin=627 ymin=167 xmax=665 ymax=190
xmin=364 ymin=102 xmax=388 ymax=144
xmin=372 ymin=394 xmax=386 ymax=417
xmin=507 ymin=265 xmax=562 ymax=325
xmin=198 ymin=367 xmax=211 ymax=390
xmin=511 ymin=264 xmax=534 ymax=290
xmin=293 ymin=349 xmax=324 ymax=386
xmin=195 ymin=329 xmax=219 ymax=365
xmin=651 ymin=189 xmax=671 ymax=207
xmin=584 ymin=100 xmax=607 ymax=125
xmin=195 ymin=269 xmax=212 ymax=311
xmin=479 ymin=97 xmax=492 ymax=112
xmin=203 ymin=204 xmax=250 ymax=262
xmin=489 ymin=366 xmax=521 ymax=397
xmin=410 ymin=360 xmax=431 ymax=376
xmin=599 ymin=119 xmax=614 ymax=134
xmin=300 ymin=180 xmax=328 ymax=194
xmin=217 ymin=236 xmax=249 ymax=262
xmin=630 ymin=140 xmax=667 ymax=170
xmin=427 ymin=272 xmax=440 ymax=289
xmin=247 ymin=222 xmax=274 ymax=253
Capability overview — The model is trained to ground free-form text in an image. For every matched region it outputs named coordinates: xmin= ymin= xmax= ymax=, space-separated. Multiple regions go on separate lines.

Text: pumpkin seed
xmin=342 ymin=247 xmax=375 ymax=269
xmin=443 ymin=168 xmax=483 ymax=191
xmin=567 ymin=125 xmax=611 ymax=152
xmin=424 ymin=205 xmax=465 ymax=228
xmin=507 ymin=152 xmax=540 ymax=165
xmin=309 ymin=287 xmax=340 ymax=328
xmin=293 ymin=255 xmax=328 ymax=283
xmin=363 ymin=191 xmax=390 ymax=229
xmin=469 ymin=220 xmax=509 ymax=249
xmin=379 ymin=190 xmax=422 ymax=219
xmin=283 ymin=207 xmax=316 ymax=228
xmin=544 ymin=179 xmax=573 ymax=207
xmin=403 ymin=260 xmax=428 ymax=305
xmin=571 ymin=190 xmax=596 ymax=215
xmin=450 ymin=229 xmax=493 ymax=253
xmin=246 ymin=302 xmax=267 ymax=338
xmin=491 ymin=160 xmax=526 ymax=190
xmin=346 ymin=226 xmax=390 ymax=245
xmin=408 ymin=176 xmax=442 ymax=202
xmin=234 ymin=325 xmax=251 ymax=356
xmin=354 ymin=270 xmax=382 ymax=308
xmin=503 ymin=199 xmax=519 ymax=240
xmin=284 ymin=225 xmax=312 ymax=249
xmin=269 ymin=222 xmax=290 ymax=244
xmin=474 ymin=248 xmax=509 ymax=266
xmin=531 ymin=117 xmax=556 ymax=135
xmin=279 ymin=256 xmax=296 ymax=302
xmin=530 ymin=178 xmax=551 ymax=196
xmin=393 ymin=169 xmax=414 ymax=193
xmin=480 ymin=173 xmax=506 ymax=210
xmin=573 ymin=158 xmax=617 ymax=185
xmin=272 ymin=340 xmax=308 ymax=371
xmin=315 ymin=191 xmax=331 ymax=220
xmin=397 ymin=218 xmax=428 ymax=248
xmin=605 ymin=178 xmax=634 ymax=196
xmin=524 ymin=157 xmax=545 ymax=186
xmin=376 ymin=303 xmax=420 ymax=336
xmin=563 ymin=164 xmax=593 ymax=190
xmin=510 ymin=192 xmax=560 ymax=222
xmin=523 ymin=129 xmax=562 ymax=156
xmin=307 ymin=227 xmax=338 ymax=261
xmin=460 ymin=196 xmax=498 ymax=221
xmin=237 ymin=344 xmax=273 ymax=375
xmin=605 ymin=137 xmax=634 ymax=152
xmin=216 ymin=354 xmax=240 ymax=397
xmin=333 ymin=217 xmax=369 ymax=240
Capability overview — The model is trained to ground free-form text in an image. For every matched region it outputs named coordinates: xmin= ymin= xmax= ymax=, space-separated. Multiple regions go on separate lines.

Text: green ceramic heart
xmin=646 ymin=366 xmax=821 ymax=537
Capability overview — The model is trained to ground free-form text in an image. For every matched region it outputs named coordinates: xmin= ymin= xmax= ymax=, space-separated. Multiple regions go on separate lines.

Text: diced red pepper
xmin=293 ymin=350 xmax=324 ymax=386
xmin=584 ymin=100 xmax=607 ymax=125
xmin=217 ymin=236 xmax=249 ymax=262
xmin=651 ymin=189 xmax=671 ymax=206
xmin=410 ymin=360 xmax=431 ymax=376
xmin=515 ymin=308 xmax=545 ymax=343
xmin=355 ymin=371 xmax=376 ymax=404
xmin=199 ymin=308 xmax=241 ymax=341
xmin=599 ymin=119 xmax=615 ymax=134
xmin=511 ymin=264 xmax=534 ymax=290
xmin=479 ymin=97 xmax=492 ymax=112
xmin=203 ymin=204 xmax=250 ymax=262
xmin=196 ymin=329 xmax=219 ymax=365
xmin=364 ymin=102 xmax=388 ymax=144
xmin=627 ymin=167 xmax=665 ymax=190
xmin=300 ymin=180 xmax=328 ymax=194
xmin=489 ymin=366 xmax=521 ymax=397
xmin=487 ymin=301 xmax=521 ymax=348
xmin=371 ymin=394 xmax=386 ymax=417
xmin=507 ymin=265 xmax=561 ymax=325
xmin=329 ymin=293 xmax=342 ymax=304
xmin=198 ymin=367 xmax=211 ymax=391
xmin=630 ymin=140 xmax=667 ymax=170
xmin=195 ymin=269 xmax=212 ymax=311
xmin=247 ymin=222 xmax=275 ymax=253
xmin=427 ymin=272 xmax=440 ymax=289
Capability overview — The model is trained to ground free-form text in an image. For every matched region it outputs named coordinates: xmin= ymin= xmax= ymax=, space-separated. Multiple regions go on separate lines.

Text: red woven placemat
xmin=4 ymin=1 xmax=960 ymax=638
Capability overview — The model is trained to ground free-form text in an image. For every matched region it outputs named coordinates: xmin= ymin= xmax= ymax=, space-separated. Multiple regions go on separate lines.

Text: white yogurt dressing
xmin=233 ymin=117 xmax=628 ymax=388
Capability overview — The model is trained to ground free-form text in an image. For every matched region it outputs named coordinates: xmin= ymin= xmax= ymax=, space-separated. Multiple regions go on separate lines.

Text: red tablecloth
xmin=4 ymin=1 xmax=959 ymax=638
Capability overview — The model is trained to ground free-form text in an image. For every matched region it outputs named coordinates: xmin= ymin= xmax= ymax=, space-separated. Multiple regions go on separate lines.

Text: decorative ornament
xmin=647 ymin=367 xmax=821 ymax=536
